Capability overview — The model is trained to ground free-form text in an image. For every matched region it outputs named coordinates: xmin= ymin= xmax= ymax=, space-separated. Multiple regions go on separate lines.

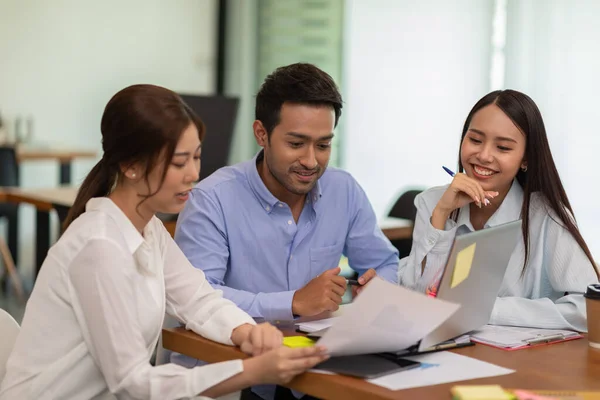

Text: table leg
xmin=35 ymin=209 xmax=50 ymax=277
xmin=59 ymin=162 xmax=71 ymax=185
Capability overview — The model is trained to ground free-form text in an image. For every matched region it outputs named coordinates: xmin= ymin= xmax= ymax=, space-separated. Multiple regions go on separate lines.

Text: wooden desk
xmin=162 ymin=327 xmax=600 ymax=400
xmin=1 ymin=187 xmax=79 ymax=275
xmin=16 ymin=146 xmax=96 ymax=184
xmin=4 ymin=187 xmax=78 ymax=211
xmin=0 ymin=187 xmax=176 ymax=276
xmin=379 ymin=217 xmax=413 ymax=241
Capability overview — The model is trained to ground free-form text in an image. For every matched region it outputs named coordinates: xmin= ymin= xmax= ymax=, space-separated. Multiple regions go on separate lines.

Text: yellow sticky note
xmin=283 ymin=336 xmax=316 ymax=348
xmin=451 ymin=385 xmax=513 ymax=400
xmin=451 ymin=243 xmax=476 ymax=288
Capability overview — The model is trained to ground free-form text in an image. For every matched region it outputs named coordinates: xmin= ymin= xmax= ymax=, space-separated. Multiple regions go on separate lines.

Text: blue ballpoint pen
xmin=442 ymin=166 xmax=455 ymax=177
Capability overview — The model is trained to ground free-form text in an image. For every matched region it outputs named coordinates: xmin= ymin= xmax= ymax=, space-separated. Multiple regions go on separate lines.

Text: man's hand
xmin=292 ymin=267 xmax=346 ymax=316
xmin=351 ymin=268 xmax=377 ymax=298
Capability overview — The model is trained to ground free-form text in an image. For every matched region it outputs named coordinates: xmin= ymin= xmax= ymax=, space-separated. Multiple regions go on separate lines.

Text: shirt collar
xmin=457 ymin=179 xmax=523 ymax=230
xmin=246 ymin=150 xmax=323 ymax=214
xmin=485 ymin=179 xmax=523 ymax=227
xmin=85 ymin=197 xmax=145 ymax=254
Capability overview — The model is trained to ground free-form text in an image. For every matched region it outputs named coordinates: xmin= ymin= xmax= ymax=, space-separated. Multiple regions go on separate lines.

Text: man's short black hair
xmin=255 ymin=63 xmax=343 ymax=136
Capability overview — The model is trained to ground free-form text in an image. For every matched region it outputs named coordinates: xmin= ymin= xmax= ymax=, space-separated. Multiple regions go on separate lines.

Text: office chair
xmin=53 ymin=204 xmax=70 ymax=233
xmin=0 ymin=146 xmax=22 ymax=296
xmin=0 ymin=146 xmax=19 ymax=266
xmin=177 ymin=94 xmax=239 ymax=181
xmin=387 ymin=189 xmax=424 ymax=258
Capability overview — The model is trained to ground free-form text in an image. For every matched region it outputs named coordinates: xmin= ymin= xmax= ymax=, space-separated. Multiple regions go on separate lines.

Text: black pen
xmin=346 ymin=279 xmax=360 ymax=286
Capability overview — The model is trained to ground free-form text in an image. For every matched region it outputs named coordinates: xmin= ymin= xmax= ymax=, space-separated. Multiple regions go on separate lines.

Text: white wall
xmin=504 ymin=0 xmax=600 ymax=258
xmin=0 ymin=0 xmax=216 ymax=277
xmin=342 ymin=0 xmax=494 ymax=216
xmin=225 ymin=0 xmax=260 ymax=164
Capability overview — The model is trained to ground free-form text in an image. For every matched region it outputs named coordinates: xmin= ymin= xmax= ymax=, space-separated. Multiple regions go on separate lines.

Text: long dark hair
xmin=457 ymin=89 xmax=598 ymax=278
xmin=64 ymin=84 xmax=205 ymax=230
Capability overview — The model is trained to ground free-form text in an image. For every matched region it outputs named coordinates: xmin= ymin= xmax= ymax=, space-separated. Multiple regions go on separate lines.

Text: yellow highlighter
xmin=283 ymin=336 xmax=316 ymax=348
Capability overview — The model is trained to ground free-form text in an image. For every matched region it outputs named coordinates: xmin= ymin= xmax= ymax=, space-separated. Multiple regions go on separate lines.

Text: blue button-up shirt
xmin=175 ymin=151 xmax=399 ymax=320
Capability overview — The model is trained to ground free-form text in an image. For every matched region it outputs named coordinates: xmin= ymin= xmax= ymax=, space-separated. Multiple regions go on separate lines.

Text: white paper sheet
xmin=315 ymin=278 xmax=460 ymax=356
xmin=368 ymin=351 xmax=515 ymax=391
xmin=470 ymin=325 xmax=581 ymax=349
xmin=296 ymin=317 xmax=339 ymax=333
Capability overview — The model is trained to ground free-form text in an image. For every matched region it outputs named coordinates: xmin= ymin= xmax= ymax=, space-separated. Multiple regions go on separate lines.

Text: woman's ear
xmin=120 ymin=163 xmax=140 ymax=180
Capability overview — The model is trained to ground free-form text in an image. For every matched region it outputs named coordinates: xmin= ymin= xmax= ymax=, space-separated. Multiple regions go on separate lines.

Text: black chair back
xmin=178 ymin=95 xmax=239 ymax=181
xmin=387 ymin=189 xmax=424 ymax=258
xmin=388 ymin=189 xmax=423 ymax=221
xmin=0 ymin=146 xmax=19 ymax=187
xmin=0 ymin=146 xmax=20 ymax=266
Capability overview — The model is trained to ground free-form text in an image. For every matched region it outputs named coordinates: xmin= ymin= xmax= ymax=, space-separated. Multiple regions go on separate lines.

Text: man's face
xmin=255 ymin=103 xmax=335 ymax=196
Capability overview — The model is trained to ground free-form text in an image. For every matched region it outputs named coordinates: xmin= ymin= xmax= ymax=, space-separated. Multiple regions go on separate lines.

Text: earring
xmin=521 ymin=166 xmax=528 ymax=172
xmin=131 ymin=173 xmax=136 ymax=178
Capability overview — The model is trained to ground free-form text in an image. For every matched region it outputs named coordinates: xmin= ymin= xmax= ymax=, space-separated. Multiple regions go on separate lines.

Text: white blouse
xmin=398 ymin=180 xmax=598 ymax=332
xmin=0 ymin=198 xmax=255 ymax=400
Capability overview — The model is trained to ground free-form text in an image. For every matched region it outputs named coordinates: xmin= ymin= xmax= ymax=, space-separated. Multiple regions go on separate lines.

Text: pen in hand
xmin=346 ymin=279 xmax=360 ymax=286
xmin=442 ymin=166 xmax=455 ymax=177
xmin=442 ymin=165 xmax=495 ymax=207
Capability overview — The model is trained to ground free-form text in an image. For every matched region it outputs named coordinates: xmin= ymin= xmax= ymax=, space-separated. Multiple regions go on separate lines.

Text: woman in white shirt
xmin=399 ymin=89 xmax=599 ymax=332
xmin=0 ymin=84 xmax=328 ymax=400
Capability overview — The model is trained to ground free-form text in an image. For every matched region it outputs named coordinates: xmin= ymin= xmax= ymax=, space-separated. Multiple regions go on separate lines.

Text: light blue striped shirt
xmin=175 ymin=151 xmax=399 ymax=320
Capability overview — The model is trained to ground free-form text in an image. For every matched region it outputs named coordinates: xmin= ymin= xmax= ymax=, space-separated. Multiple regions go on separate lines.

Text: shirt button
xmin=265 ymin=206 xmax=270 ymax=211
xmin=290 ymin=255 xmax=293 ymax=260
xmin=428 ymin=238 xmax=435 ymax=245
xmin=278 ymin=203 xmax=284 ymax=207
xmin=287 ymin=220 xmax=292 ymax=225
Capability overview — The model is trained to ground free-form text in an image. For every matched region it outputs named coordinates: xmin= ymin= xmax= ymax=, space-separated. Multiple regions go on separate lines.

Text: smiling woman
xmin=399 ymin=89 xmax=599 ymax=333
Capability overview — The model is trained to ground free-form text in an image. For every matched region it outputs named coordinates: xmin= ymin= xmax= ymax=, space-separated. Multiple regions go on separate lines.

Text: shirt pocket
xmin=309 ymin=244 xmax=344 ymax=277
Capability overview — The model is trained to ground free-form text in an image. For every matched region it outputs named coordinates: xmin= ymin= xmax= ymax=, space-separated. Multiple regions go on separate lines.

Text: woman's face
xmin=460 ymin=104 xmax=527 ymax=196
xmin=140 ymin=123 xmax=201 ymax=215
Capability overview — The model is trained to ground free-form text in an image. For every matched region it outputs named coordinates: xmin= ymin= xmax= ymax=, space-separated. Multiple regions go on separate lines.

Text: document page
xmin=316 ymin=278 xmax=460 ymax=356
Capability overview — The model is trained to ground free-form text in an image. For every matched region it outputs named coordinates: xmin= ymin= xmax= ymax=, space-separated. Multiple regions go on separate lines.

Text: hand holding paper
xmin=316 ymin=277 xmax=460 ymax=356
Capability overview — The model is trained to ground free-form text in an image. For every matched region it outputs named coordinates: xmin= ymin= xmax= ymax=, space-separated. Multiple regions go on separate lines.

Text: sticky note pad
xmin=451 ymin=385 xmax=513 ymax=400
xmin=283 ymin=336 xmax=316 ymax=348
xmin=451 ymin=243 xmax=476 ymax=288
xmin=511 ymin=390 xmax=559 ymax=400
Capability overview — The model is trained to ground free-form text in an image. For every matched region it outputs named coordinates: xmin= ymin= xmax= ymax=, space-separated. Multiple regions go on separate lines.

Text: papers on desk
xmin=313 ymin=277 xmax=460 ymax=356
xmin=296 ymin=317 xmax=339 ymax=333
xmin=469 ymin=325 xmax=583 ymax=350
xmin=368 ymin=351 xmax=515 ymax=391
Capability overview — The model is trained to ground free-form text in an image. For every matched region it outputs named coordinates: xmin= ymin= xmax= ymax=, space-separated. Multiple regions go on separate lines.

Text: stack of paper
xmin=470 ymin=325 xmax=582 ymax=350
xmin=296 ymin=317 xmax=338 ymax=333
xmin=311 ymin=277 xmax=461 ymax=356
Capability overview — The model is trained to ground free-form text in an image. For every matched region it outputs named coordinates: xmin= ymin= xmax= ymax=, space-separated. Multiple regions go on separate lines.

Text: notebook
xmin=469 ymin=325 xmax=582 ymax=350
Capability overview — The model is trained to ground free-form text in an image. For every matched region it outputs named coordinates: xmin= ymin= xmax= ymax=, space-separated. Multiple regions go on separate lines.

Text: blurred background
xmin=1 ymin=0 xmax=599 ymax=294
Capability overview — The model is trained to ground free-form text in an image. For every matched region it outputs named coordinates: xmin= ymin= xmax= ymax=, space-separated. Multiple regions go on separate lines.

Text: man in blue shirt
xmin=174 ymin=63 xmax=399 ymax=399
xmin=176 ymin=62 xmax=398 ymax=321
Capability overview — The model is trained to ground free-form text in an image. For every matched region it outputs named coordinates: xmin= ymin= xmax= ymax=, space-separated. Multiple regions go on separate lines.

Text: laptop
xmin=418 ymin=219 xmax=522 ymax=350
xmin=304 ymin=219 xmax=522 ymax=360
